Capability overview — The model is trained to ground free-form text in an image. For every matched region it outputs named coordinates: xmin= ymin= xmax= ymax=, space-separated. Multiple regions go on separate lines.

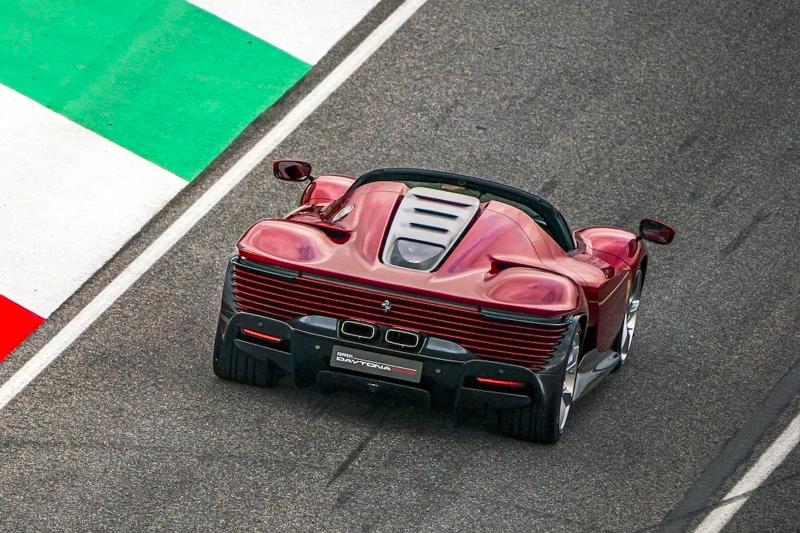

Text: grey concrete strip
xmin=656 ymin=360 xmax=800 ymax=531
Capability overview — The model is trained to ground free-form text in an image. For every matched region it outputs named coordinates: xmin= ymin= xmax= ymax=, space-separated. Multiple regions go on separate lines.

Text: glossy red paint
xmin=239 ymin=172 xmax=661 ymax=353
xmin=239 ymin=181 xmax=585 ymax=318
xmin=300 ymin=174 xmax=354 ymax=205
xmin=231 ymin=263 xmax=568 ymax=370
xmin=571 ymin=227 xmax=647 ymax=349
xmin=574 ymin=226 xmax=645 ymax=270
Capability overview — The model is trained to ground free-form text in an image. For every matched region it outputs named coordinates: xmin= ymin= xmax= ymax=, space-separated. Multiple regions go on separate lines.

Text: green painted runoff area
xmin=0 ymin=0 xmax=310 ymax=179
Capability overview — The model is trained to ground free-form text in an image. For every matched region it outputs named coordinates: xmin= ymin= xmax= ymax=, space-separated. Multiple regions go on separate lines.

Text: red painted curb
xmin=0 ymin=295 xmax=44 ymax=362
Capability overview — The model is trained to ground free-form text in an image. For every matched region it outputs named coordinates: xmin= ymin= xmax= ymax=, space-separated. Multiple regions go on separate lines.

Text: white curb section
xmin=0 ymin=84 xmax=186 ymax=318
xmin=188 ymin=0 xmax=380 ymax=64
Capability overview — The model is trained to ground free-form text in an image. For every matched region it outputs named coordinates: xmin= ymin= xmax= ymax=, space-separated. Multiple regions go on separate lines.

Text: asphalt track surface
xmin=1 ymin=1 xmax=798 ymax=531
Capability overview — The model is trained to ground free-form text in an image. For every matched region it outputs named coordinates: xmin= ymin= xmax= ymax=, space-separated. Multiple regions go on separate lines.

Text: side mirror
xmin=638 ymin=218 xmax=675 ymax=245
xmin=273 ymin=159 xmax=313 ymax=182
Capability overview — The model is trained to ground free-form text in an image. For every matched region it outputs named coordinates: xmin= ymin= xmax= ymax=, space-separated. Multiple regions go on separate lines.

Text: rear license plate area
xmin=330 ymin=345 xmax=423 ymax=384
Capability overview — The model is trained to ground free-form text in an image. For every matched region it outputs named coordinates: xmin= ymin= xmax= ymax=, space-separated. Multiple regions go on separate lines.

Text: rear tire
xmin=496 ymin=327 xmax=581 ymax=444
xmin=212 ymin=326 xmax=277 ymax=387
xmin=496 ymin=390 xmax=563 ymax=443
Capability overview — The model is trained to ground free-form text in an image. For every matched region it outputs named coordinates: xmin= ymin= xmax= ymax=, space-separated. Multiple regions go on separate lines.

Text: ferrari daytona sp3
xmin=213 ymin=160 xmax=675 ymax=443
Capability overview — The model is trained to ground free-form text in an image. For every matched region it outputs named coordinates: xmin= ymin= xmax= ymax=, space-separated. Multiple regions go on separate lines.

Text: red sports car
xmin=213 ymin=160 xmax=675 ymax=443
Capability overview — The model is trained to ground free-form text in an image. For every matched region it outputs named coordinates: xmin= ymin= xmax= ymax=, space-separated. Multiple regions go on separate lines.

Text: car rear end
xmin=215 ymin=255 xmax=580 ymax=415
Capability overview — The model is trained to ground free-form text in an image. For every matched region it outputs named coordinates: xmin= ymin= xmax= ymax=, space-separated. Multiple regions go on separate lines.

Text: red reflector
xmin=475 ymin=377 xmax=525 ymax=388
xmin=242 ymin=328 xmax=282 ymax=343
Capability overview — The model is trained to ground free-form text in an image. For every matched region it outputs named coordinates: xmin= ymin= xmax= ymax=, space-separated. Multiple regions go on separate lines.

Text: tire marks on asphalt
xmin=326 ymin=401 xmax=388 ymax=488
xmin=720 ymin=209 xmax=770 ymax=257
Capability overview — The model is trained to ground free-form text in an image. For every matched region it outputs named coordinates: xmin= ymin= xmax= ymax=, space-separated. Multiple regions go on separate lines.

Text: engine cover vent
xmin=382 ymin=187 xmax=480 ymax=271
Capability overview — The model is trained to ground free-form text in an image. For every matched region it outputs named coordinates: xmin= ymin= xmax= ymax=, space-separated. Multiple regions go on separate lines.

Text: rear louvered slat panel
xmin=231 ymin=264 xmax=566 ymax=370
xmin=232 ymin=277 xmax=561 ymax=348
xmin=234 ymin=269 xmax=562 ymax=339
xmin=300 ymin=274 xmax=557 ymax=335
xmin=234 ymin=287 xmax=555 ymax=359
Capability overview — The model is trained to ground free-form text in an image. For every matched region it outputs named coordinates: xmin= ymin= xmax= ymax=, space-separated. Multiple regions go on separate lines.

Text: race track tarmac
xmin=1 ymin=1 xmax=798 ymax=531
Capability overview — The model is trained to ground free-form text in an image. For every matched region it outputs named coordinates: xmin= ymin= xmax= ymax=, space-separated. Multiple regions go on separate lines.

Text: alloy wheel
xmin=618 ymin=270 xmax=643 ymax=364
xmin=558 ymin=329 xmax=581 ymax=432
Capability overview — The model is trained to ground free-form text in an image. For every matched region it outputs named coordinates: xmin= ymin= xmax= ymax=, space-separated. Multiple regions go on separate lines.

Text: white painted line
xmin=0 ymin=85 xmax=186 ymax=318
xmin=189 ymin=0 xmax=380 ymax=64
xmin=0 ymin=0 xmax=429 ymax=410
xmin=694 ymin=411 xmax=800 ymax=533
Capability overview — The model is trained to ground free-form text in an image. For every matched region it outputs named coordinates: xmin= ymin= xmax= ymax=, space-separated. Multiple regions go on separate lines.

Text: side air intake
xmin=382 ymin=187 xmax=479 ymax=271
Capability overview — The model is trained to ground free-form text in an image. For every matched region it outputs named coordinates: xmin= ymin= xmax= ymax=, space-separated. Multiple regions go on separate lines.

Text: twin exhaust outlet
xmin=339 ymin=320 xmax=420 ymax=349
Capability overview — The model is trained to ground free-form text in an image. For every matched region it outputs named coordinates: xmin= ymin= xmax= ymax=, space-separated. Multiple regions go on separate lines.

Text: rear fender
xmin=573 ymin=226 xmax=647 ymax=272
xmin=485 ymin=266 xmax=588 ymax=318
xmin=300 ymin=174 xmax=354 ymax=206
xmin=238 ymin=220 xmax=337 ymax=264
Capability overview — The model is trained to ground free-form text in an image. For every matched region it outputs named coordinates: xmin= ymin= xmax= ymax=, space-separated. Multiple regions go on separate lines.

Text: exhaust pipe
xmin=385 ymin=329 xmax=420 ymax=349
xmin=340 ymin=320 xmax=377 ymax=340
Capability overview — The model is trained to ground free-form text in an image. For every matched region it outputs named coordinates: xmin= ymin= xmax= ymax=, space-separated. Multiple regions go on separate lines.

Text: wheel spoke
xmin=618 ymin=270 xmax=642 ymax=364
xmin=559 ymin=393 xmax=570 ymax=431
